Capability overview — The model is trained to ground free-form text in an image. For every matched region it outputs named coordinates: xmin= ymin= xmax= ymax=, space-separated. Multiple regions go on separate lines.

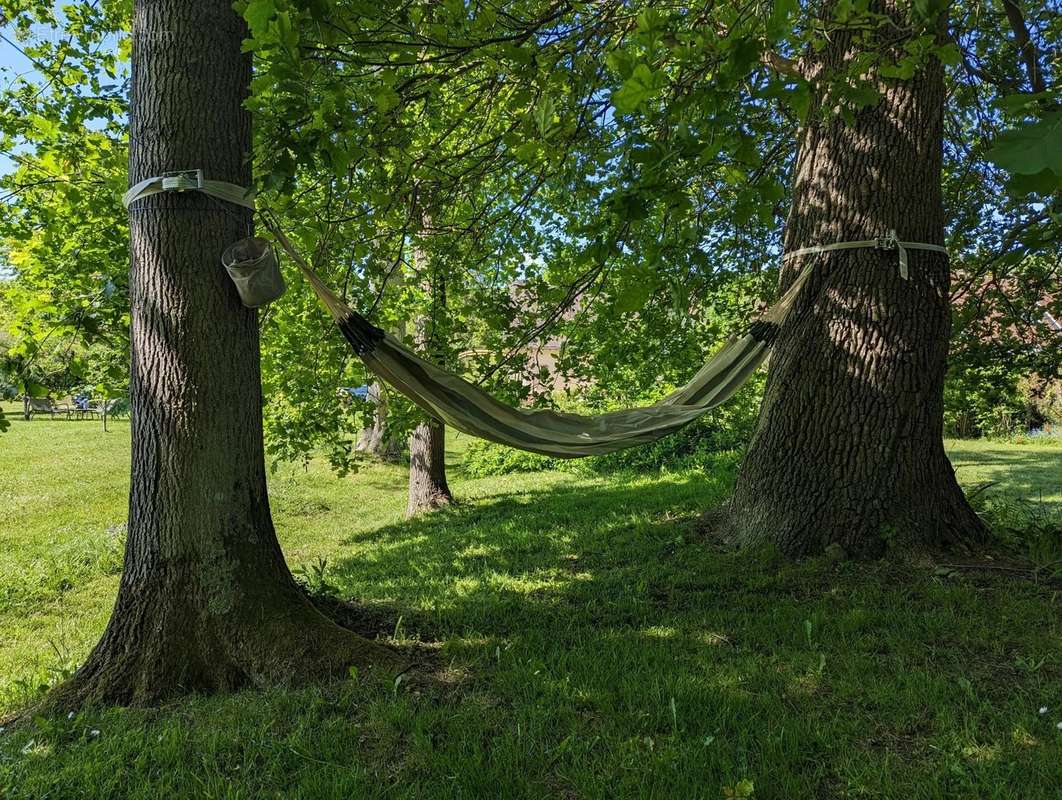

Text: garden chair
xmin=24 ymin=396 xmax=65 ymax=419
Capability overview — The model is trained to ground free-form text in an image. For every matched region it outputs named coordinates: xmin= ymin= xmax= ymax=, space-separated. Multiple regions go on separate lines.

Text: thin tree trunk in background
xmin=406 ymin=218 xmax=453 ymax=516
xmin=51 ymin=0 xmax=394 ymax=708
xmin=356 ymin=382 xmax=397 ymax=459
xmin=406 ymin=289 xmax=454 ymax=515
xmin=407 ymin=418 xmax=452 ymax=516
xmin=726 ymin=3 xmax=985 ymax=557
xmin=357 ymin=265 xmax=403 ymax=460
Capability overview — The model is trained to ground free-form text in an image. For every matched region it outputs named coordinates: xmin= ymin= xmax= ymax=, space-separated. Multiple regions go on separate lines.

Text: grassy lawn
xmin=1 ymin=406 xmax=1060 ymax=798
xmin=948 ymin=438 xmax=1062 ymax=509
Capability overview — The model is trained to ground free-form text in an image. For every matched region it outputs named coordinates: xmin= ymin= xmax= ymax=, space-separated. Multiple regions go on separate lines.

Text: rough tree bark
xmin=406 ymin=224 xmax=453 ymax=517
xmin=50 ymin=0 xmax=395 ymax=708
xmin=406 ymin=307 xmax=453 ymax=515
xmin=407 ymin=417 xmax=453 ymax=516
xmin=726 ymin=4 xmax=986 ymax=558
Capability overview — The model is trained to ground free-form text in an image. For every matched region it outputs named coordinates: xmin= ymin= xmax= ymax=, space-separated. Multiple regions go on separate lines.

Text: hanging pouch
xmin=221 ymin=237 xmax=286 ymax=308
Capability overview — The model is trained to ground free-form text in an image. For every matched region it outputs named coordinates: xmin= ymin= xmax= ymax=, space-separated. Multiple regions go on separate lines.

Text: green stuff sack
xmin=221 ymin=237 xmax=286 ymax=308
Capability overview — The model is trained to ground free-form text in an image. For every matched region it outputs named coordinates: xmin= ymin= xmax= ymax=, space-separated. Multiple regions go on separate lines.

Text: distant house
xmin=951 ymin=268 xmax=1060 ymax=350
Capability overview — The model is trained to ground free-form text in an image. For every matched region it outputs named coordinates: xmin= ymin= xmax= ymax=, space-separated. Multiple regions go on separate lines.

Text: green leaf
xmin=1004 ymin=168 xmax=1062 ymax=196
xmin=987 ymin=113 xmax=1062 ymax=176
xmin=21 ymin=379 xmax=50 ymax=398
xmin=995 ymin=92 xmax=1054 ymax=114
xmin=604 ymin=50 xmax=634 ymax=78
xmin=846 ymin=85 xmax=881 ymax=109
xmin=768 ymin=0 xmax=799 ymax=34
xmin=513 ymin=141 xmax=542 ymax=162
xmin=306 ymin=0 xmax=331 ymax=22
xmin=533 ymin=96 xmax=555 ymax=137
xmin=635 ymin=9 xmax=665 ymax=35
xmin=374 ymin=86 xmax=400 ymax=114
xmin=244 ymin=0 xmax=276 ymax=39
xmin=615 ymin=279 xmax=653 ymax=313
xmin=612 ymin=64 xmax=666 ymax=114
xmin=934 ymin=43 xmax=961 ymax=66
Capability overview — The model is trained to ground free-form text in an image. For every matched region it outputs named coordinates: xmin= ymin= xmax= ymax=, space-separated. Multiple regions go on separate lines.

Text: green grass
xmin=1 ymin=408 xmax=1061 ymax=798
xmin=948 ymin=437 xmax=1062 ymax=508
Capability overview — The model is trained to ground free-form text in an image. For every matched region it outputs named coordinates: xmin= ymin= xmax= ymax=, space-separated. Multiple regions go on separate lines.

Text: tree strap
xmin=782 ymin=230 xmax=947 ymax=280
xmin=122 ymin=169 xmax=255 ymax=210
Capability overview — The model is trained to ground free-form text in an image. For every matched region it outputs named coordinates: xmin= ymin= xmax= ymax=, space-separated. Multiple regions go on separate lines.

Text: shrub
xmin=968 ymin=492 xmax=1062 ymax=578
xmin=1020 ymin=374 xmax=1062 ymax=433
xmin=461 ymin=380 xmax=761 ymax=477
xmin=462 ymin=440 xmax=559 ymax=477
xmin=943 ymin=362 xmax=1026 ymax=438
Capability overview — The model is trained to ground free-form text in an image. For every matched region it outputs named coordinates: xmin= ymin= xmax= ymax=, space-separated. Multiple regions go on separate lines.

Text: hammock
xmin=124 ymin=172 xmax=939 ymax=459
xmin=268 ymin=224 xmax=813 ymax=458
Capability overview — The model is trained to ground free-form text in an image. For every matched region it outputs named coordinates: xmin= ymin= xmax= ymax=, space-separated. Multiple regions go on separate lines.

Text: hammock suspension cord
xmin=783 ymin=229 xmax=947 ymax=280
xmin=123 ymin=172 xmax=951 ymax=458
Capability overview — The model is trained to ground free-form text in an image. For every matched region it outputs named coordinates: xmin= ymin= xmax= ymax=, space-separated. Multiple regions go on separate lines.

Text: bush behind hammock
xmin=462 ymin=380 xmax=763 ymax=477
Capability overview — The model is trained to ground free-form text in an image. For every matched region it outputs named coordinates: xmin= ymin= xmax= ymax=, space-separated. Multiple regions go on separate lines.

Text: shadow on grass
xmin=299 ymin=465 xmax=1062 ymax=798
xmin=952 ymin=447 xmax=1062 ymax=508
xmin=318 ymin=466 xmax=830 ymax=646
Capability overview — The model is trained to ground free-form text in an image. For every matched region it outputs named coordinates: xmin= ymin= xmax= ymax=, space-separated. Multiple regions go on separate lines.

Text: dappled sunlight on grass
xmin=949 ymin=439 xmax=1062 ymax=508
xmin=1 ymin=417 xmax=1060 ymax=797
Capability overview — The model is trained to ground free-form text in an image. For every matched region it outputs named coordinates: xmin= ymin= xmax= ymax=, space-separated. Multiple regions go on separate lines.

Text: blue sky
xmin=0 ymin=22 xmax=41 ymax=277
xmin=0 ymin=16 xmax=56 ymax=179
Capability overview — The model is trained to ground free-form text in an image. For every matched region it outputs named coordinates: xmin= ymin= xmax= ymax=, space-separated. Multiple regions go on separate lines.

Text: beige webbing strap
xmin=782 ymin=230 xmax=947 ymax=280
xmin=259 ymin=213 xmax=353 ymax=322
xmin=122 ymin=169 xmax=255 ymax=210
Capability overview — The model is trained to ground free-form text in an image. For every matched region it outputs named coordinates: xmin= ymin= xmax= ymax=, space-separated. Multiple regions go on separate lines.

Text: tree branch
xmin=762 ymin=51 xmax=804 ymax=80
xmin=1000 ymin=0 xmax=1047 ymax=93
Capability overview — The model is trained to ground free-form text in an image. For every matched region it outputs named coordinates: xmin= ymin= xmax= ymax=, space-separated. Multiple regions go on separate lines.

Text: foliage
xmin=463 ymin=378 xmax=763 ymax=477
xmin=0 ymin=2 xmax=131 ymax=409
xmin=460 ymin=437 xmax=558 ymax=478
xmin=1 ymin=416 xmax=1060 ymax=797
xmin=945 ymin=251 xmax=1062 ymax=438
xmin=943 ymin=361 xmax=1026 ymax=439
xmin=1021 ymin=374 xmax=1062 ymax=432
xmin=240 ymin=0 xmax=1057 ymax=464
xmin=3 ymin=0 xmax=1060 ymax=456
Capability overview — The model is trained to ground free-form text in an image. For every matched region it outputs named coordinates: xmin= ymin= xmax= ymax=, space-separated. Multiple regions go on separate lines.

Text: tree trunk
xmin=406 ymin=215 xmax=453 ymax=516
xmin=356 ymin=382 xmax=399 ymax=460
xmin=356 ymin=381 xmax=385 ymax=454
xmin=726 ymin=4 xmax=986 ymax=558
xmin=50 ymin=0 xmax=395 ymax=709
xmin=407 ymin=419 xmax=453 ymax=516
xmin=356 ymin=268 xmax=403 ymax=460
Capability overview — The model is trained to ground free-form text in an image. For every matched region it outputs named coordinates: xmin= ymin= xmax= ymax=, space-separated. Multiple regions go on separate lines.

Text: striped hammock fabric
xmin=269 ymin=225 xmax=812 ymax=458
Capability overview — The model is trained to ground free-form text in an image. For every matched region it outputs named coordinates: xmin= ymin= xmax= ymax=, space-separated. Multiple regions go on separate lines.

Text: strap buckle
xmin=874 ymin=230 xmax=899 ymax=251
xmin=160 ymin=169 xmax=204 ymax=193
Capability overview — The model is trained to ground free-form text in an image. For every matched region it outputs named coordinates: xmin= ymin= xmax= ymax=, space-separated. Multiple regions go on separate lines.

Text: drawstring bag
xmin=221 ymin=237 xmax=286 ymax=308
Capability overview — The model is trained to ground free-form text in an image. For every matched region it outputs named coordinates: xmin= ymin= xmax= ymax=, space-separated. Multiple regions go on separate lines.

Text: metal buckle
xmin=160 ymin=169 xmax=204 ymax=193
xmin=874 ymin=230 xmax=899 ymax=250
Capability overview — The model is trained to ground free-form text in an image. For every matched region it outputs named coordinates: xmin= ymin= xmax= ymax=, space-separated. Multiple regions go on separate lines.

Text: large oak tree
xmin=726 ymin=2 xmax=988 ymax=556
xmin=52 ymin=0 xmax=395 ymax=707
